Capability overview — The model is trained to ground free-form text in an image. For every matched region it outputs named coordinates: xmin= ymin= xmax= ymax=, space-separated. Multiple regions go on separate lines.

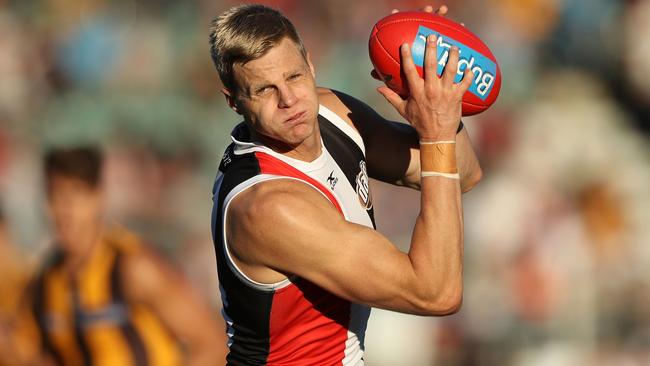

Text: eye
xmin=254 ymin=86 xmax=273 ymax=96
xmin=287 ymin=73 xmax=302 ymax=81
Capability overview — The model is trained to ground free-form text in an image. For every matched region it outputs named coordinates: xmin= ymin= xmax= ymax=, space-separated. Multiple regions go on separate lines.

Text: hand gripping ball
xmin=369 ymin=12 xmax=501 ymax=116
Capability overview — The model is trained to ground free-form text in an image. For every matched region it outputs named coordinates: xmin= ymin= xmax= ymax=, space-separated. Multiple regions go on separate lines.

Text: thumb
xmin=377 ymin=86 xmax=406 ymax=115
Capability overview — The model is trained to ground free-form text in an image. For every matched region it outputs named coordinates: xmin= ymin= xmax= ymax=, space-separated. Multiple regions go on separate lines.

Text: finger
xmin=457 ymin=66 xmax=474 ymax=94
xmin=370 ymin=69 xmax=380 ymax=80
xmin=442 ymin=46 xmax=460 ymax=85
xmin=400 ymin=43 xmax=421 ymax=90
xmin=391 ymin=9 xmax=399 ymax=14
xmin=423 ymin=34 xmax=439 ymax=84
xmin=377 ymin=86 xmax=406 ymax=116
xmin=435 ymin=5 xmax=448 ymax=15
xmin=423 ymin=5 xmax=434 ymax=13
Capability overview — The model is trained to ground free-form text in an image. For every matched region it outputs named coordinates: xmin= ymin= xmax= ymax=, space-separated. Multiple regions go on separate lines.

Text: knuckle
xmin=424 ymin=84 xmax=439 ymax=97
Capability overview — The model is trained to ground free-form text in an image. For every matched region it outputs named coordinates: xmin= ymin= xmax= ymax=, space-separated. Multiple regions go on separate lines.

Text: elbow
xmin=440 ymin=292 xmax=463 ymax=315
xmin=414 ymin=282 xmax=463 ymax=316
xmin=424 ymin=291 xmax=463 ymax=316
xmin=461 ymin=165 xmax=483 ymax=193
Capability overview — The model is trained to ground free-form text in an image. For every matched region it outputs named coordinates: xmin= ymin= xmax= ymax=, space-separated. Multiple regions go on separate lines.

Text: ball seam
xmin=374 ymin=34 xmax=401 ymax=66
xmin=376 ymin=17 xmax=494 ymax=60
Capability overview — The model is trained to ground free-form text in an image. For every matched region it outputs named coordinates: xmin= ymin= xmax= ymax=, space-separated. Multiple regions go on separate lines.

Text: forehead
xmin=233 ymin=38 xmax=308 ymax=90
xmin=47 ymin=173 xmax=98 ymax=193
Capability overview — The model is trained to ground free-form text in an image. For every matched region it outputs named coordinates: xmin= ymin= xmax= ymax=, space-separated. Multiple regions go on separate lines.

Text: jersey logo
xmin=355 ymin=161 xmax=372 ymax=210
xmin=326 ymin=171 xmax=338 ymax=190
xmin=220 ymin=147 xmax=233 ymax=170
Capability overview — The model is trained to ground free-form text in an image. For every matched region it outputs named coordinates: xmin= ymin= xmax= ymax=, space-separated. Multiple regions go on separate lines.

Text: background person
xmin=8 ymin=146 xmax=226 ymax=366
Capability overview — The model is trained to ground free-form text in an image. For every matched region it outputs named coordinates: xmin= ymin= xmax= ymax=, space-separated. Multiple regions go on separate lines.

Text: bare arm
xmin=123 ymin=249 xmax=226 ymax=366
xmin=228 ymin=177 xmax=461 ymax=315
xmin=403 ymin=127 xmax=482 ymax=192
xmin=0 ymin=287 xmax=55 ymax=366
xmin=229 ymin=35 xmax=472 ymax=316
xmin=319 ymin=89 xmax=482 ymax=192
xmin=318 ymin=4 xmax=481 ymax=192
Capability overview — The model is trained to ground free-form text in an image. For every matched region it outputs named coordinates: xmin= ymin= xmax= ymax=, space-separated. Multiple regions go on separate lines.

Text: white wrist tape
xmin=419 ymin=140 xmax=456 ymax=145
xmin=421 ymin=171 xmax=461 ymax=179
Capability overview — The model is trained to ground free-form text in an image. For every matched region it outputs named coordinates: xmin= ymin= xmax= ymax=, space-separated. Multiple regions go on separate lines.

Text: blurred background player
xmin=6 ymin=146 xmax=226 ymax=365
xmin=0 ymin=202 xmax=32 ymax=366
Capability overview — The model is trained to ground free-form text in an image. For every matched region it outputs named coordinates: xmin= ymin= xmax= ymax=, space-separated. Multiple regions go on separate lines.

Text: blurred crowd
xmin=0 ymin=0 xmax=648 ymax=365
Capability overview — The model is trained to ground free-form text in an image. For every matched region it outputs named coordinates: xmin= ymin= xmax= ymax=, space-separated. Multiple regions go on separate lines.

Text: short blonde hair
xmin=208 ymin=4 xmax=307 ymax=95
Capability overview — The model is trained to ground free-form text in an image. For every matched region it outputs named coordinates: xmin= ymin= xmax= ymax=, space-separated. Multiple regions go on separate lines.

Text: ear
xmin=221 ymin=87 xmax=241 ymax=114
xmin=306 ymin=52 xmax=316 ymax=78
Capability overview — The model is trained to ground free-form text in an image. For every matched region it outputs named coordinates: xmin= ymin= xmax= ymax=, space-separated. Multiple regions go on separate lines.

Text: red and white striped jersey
xmin=211 ymin=105 xmax=376 ymax=366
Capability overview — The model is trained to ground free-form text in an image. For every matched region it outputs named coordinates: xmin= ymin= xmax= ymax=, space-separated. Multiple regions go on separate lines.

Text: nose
xmin=277 ymin=84 xmax=297 ymax=108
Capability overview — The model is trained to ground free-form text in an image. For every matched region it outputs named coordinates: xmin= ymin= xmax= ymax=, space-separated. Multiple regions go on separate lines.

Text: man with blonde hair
xmin=209 ymin=4 xmax=481 ymax=365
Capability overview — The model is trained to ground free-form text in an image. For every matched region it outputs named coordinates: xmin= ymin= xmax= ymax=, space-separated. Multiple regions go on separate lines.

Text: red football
xmin=369 ymin=11 xmax=501 ymax=116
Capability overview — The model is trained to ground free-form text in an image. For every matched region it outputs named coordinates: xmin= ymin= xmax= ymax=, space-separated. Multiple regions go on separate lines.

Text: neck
xmin=62 ymin=225 xmax=103 ymax=276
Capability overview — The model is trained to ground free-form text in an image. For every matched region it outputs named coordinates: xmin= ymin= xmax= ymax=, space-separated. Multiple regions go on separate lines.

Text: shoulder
xmin=227 ymin=178 xmax=341 ymax=250
xmin=105 ymin=227 xmax=177 ymax=300
xmin=225 ymin=178 xmax=345 ymax=268
xmin=317 ymin=87 xmax=347 ymax=110
xmin=317 ymin=87 xmax=388 ymax=132
xmin=104 ymin=226 xmax=145 ymax=254
xmin=229 ymin=178 xmax=333 ymax=225
xmin=318 ymin=87 xmax=362 ymax=122
xmin=119 ymin=242 xmax=180 ymax=302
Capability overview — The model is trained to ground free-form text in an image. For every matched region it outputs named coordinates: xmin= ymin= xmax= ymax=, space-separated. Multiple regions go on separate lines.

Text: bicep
xmin=229 ymin=181 xmax=424 ymax=314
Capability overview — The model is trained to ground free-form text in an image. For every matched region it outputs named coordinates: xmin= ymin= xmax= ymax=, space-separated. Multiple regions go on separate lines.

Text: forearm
xmin=402 ymin=123 xmax=481 ymax=191
xmin=407 ymin=141 xmax=464 ymax=314
xmin=455 ymin=126 xmax=482 ymax=192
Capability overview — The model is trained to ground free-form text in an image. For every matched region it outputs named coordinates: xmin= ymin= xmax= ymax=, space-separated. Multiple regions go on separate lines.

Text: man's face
xmin=47 ymin=174 xmax=103 ymax=254
xmin=229 ymin=37 xmax=319 ymax=148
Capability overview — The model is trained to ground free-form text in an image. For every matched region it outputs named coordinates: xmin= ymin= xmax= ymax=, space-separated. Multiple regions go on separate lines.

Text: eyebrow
xmin=248 ymin=67 xmax=308 ymax=94
xmin=252 ymin=83 xmax=272 ymax=93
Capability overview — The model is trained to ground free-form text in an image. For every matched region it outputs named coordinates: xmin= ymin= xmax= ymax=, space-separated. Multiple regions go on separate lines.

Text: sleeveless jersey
xmin=211 ymin=105 xmax=376 ymax=366
xmin=31 ymin=229 xmax=181 ymax=366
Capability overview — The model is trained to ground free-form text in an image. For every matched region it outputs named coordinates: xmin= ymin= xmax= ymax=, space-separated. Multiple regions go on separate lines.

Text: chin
xmin=290 ymin=120 xmax=313 ymax=137
xmin=286 ymin=120 xmax=318 ymax=145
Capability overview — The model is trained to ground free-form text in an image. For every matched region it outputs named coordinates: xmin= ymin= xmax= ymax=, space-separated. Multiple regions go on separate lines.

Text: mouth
xmin=285 ymin=111 xmax=306 ymax=125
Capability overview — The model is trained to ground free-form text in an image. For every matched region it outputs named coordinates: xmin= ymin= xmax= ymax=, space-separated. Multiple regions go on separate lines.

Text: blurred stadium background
xmin=1 ymin=0 xmax=649 ymax=365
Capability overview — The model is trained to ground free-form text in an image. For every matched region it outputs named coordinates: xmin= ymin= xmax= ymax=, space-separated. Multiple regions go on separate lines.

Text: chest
xmin=305 ymin=148 xmax=374 ymax=229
